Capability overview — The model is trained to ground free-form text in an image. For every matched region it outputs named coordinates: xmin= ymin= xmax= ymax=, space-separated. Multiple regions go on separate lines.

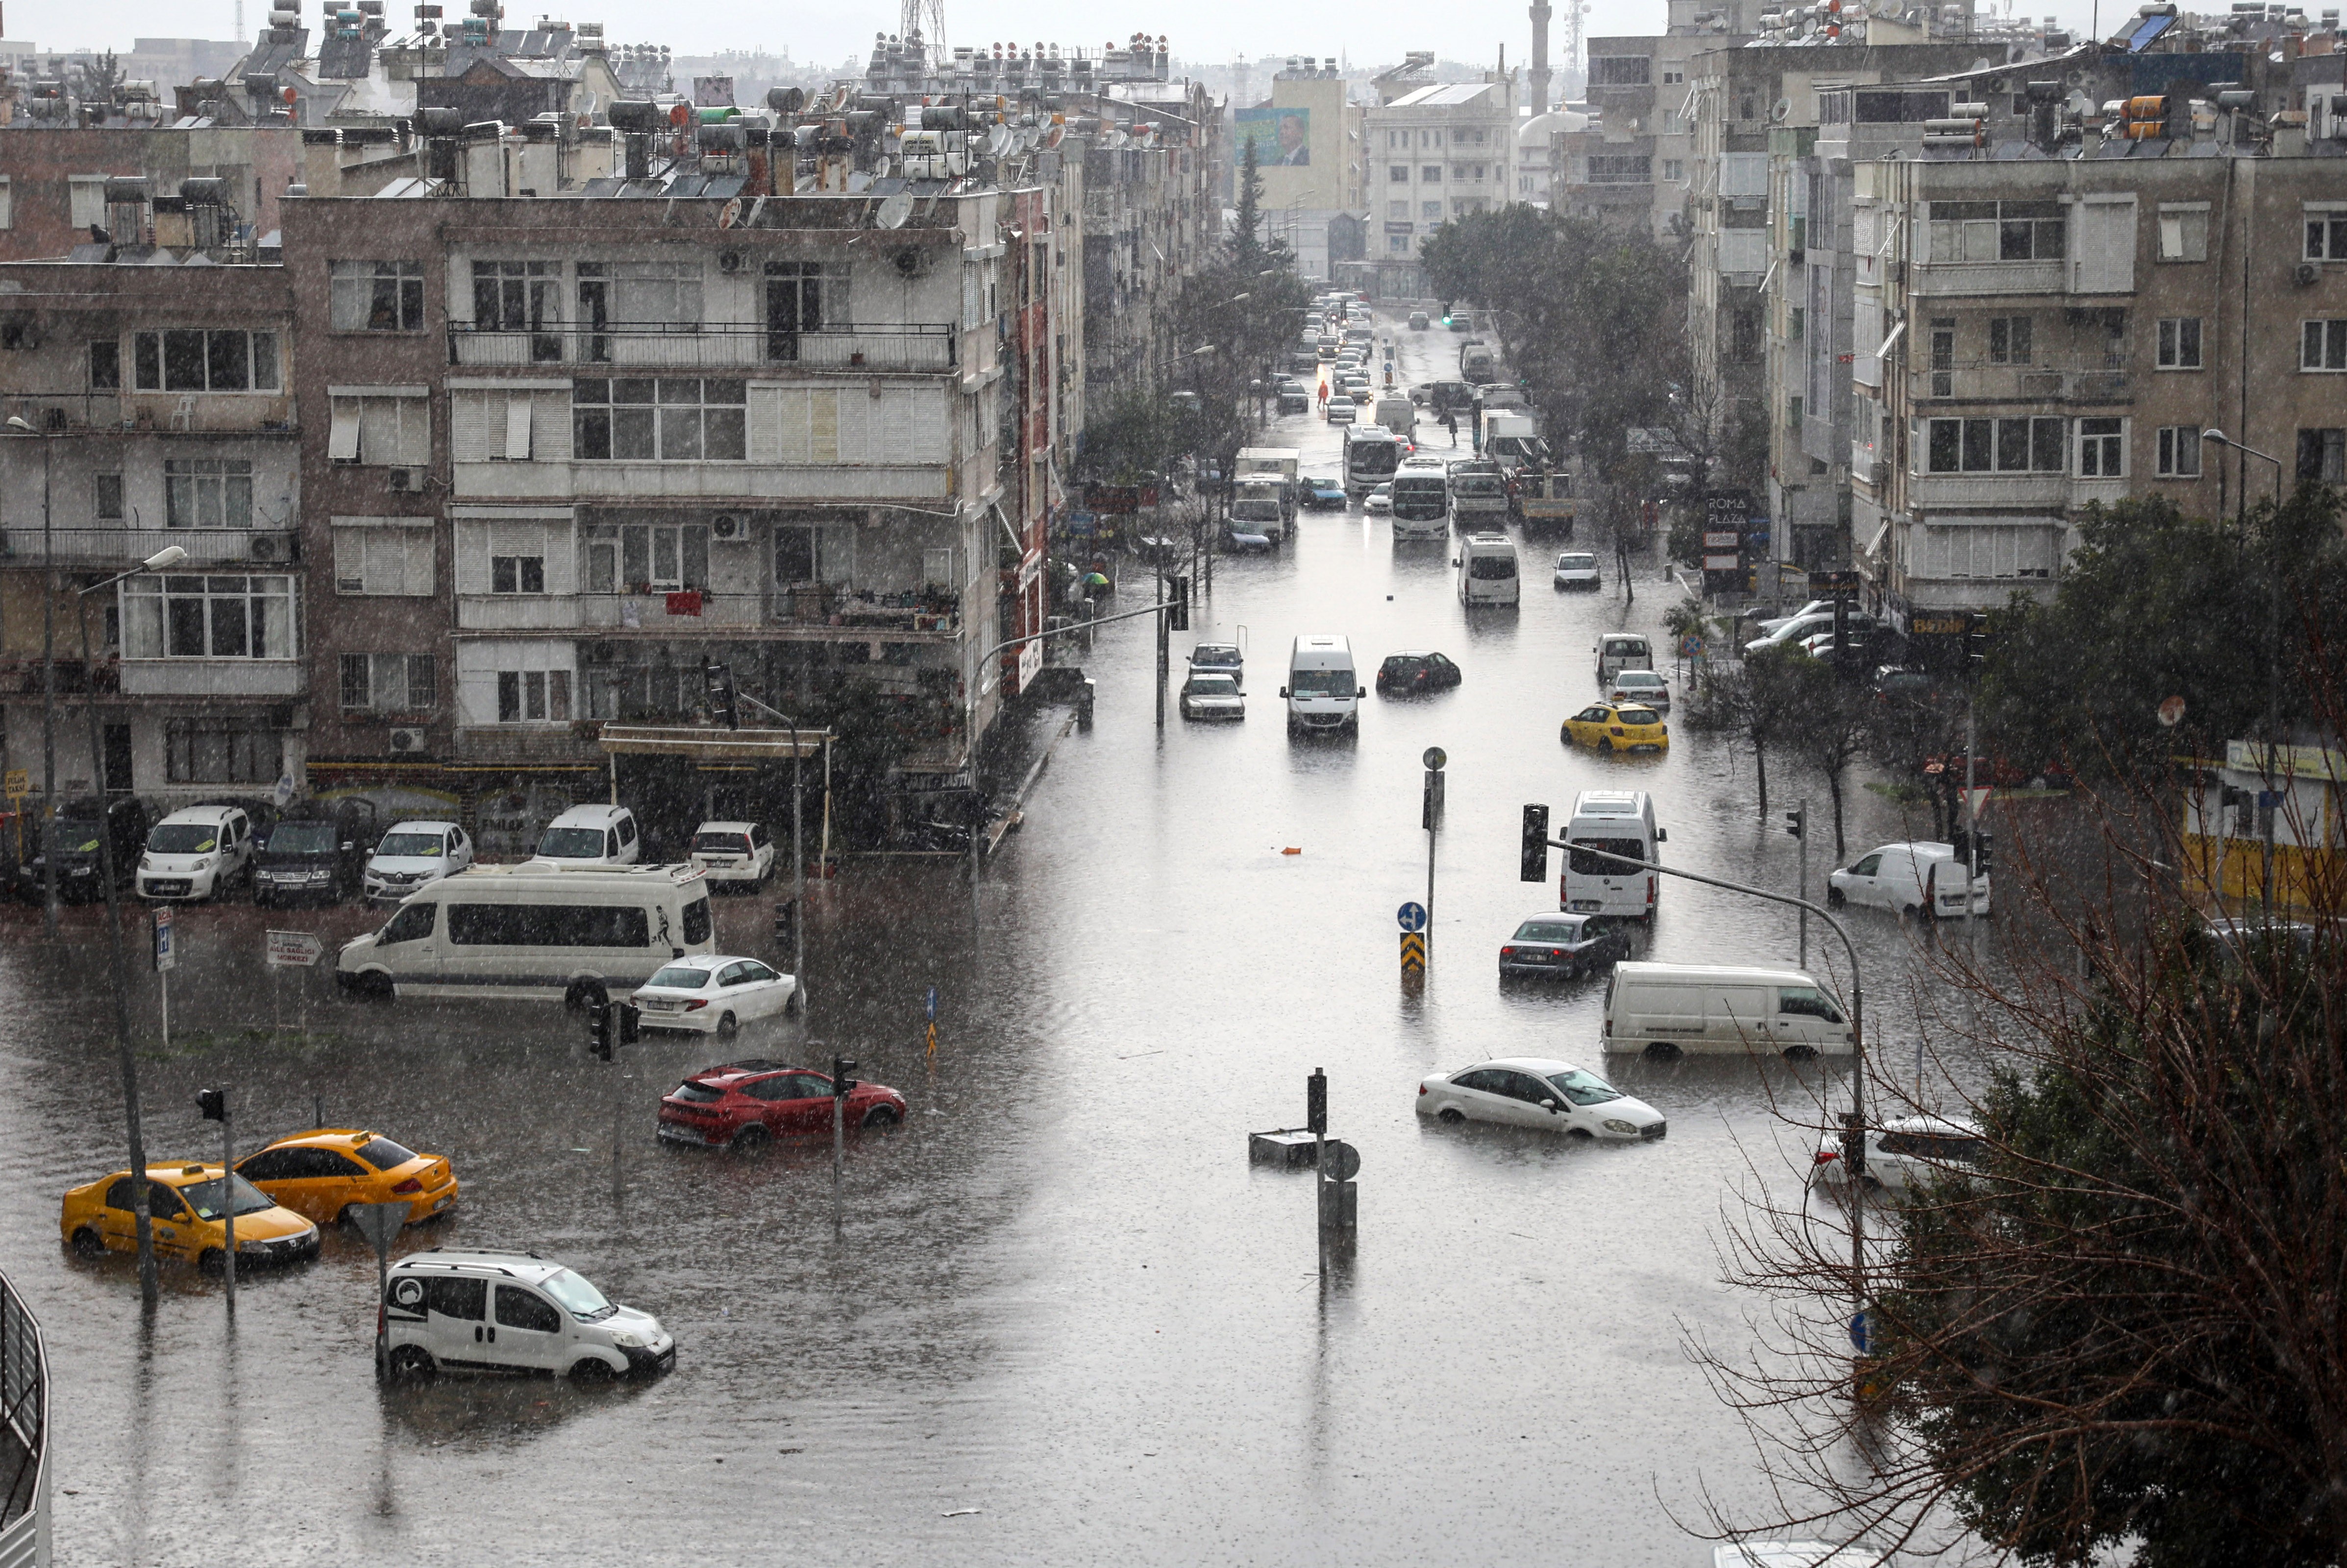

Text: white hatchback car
xmin=628 ymin=954 xmax=802 ymax=1036
xmin=1553 ymin=551 xmax=1601 ymax=590
xmin=1416 ymin=1056 xmax=1666 ymax=1141
xmin=364 ymin=820 xmax=475 ymax=903
xmin=688 ymin=821 xmax=775 ymax=888
xmin=137 ymin=805 xmax=255 ymax=902
xmin=1813 ymin=1114 xmax=1986 ymax=1197
xmin=382 ymin=1248 xmax=674 ymax=1381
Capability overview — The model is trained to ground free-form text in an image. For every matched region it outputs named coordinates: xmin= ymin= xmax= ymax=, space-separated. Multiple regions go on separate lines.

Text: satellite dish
xmin=989 ymin=123 xmax=1015 ymax=155
xmin=876 ymin=191 xmax=913 ymax=229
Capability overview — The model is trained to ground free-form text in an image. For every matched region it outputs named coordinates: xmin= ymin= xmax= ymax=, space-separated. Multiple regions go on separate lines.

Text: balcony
xmin=0 ymin=526 xmax=298 ymax=568
xmin=446 ymin=321 xmax=957 ymax=373
xmin=1908 ymin=259 xmax=2066 ymax=298
xmin=2 ymin=392 xmax=298 ymax=438
xmin=1912 ymin=363 xmax=2131 ymax=404
xmin=119 ymin=659 xmax=304 ymax=697
xmin=773 ymin=585 xmax=963 ymax=641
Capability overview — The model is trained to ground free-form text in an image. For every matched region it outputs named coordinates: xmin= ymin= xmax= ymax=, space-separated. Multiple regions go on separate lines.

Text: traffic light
xmin=701 ymin=657 xmax=739 ymax=729
xmin=1785 ymin=805 xmax=1805 ymax=838
xmin=585 ymin=998 xmax=613 ymax=1061
xmin=831 ymin=1056 xmax=860 ymax=1098
xmin=1952 ymin=830 xmax=1993 ymax=875
xmin=1520 ymin=803 xmax=1550 ymax=882
xmin=618 ymin=1002 xmax=641 ymax=1046
xmin=1167 ymin=575 xmax=1190 ymax=632
xmin=1307 ymin=1068 xmax=1328 ymax=1136
xmin=197 ymin=1087 xmax=226 ymax=1122
xmin=1965 ymin=613 xmax=1991 ymax=669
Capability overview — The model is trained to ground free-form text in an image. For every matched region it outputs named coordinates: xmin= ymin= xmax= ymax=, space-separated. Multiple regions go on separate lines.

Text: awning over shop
xmin=595 ymin=724 xmax=832 ymax=761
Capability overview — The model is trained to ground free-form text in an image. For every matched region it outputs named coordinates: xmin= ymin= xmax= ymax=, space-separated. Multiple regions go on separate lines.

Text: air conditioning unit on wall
xmin=387 ymin=466 xmax=424 ymax=492
xmin=711 ymin=513 xmax=749 ymax=541
xmin=387 ymin=727 xmax=428 ymax=755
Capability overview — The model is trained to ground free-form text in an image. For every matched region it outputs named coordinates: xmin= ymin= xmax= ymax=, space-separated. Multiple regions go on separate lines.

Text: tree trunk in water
xmin=1828 ymin=769 xmax=1847 ymax=857
xmin=1752 ymin=731 xmax=1769 ymax=816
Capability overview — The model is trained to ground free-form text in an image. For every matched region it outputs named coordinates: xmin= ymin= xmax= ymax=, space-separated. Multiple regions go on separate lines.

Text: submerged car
xmin=1187 ymin=642 xmax=1244 ymax=685
xmin=383 ymin=1249 xmax=673 ymax=1381
xmin=1179 ymin=672 xmax=1246 ymax=720
xmin=1416 ymin=1057 xmax=1666 ymax=1140
xmin=1497 ymin=912 xmax=1631 ymax=980
xmin=1561 ymin=703 xmax=1670 ymax=754
xmin=1301 ymin=477 xmax=1348 ymax=510
xmin=629 ymin=954 xmax=803 ymax=1035
xmin=688 ymin=820 xmax=776 ymax=888
xmin=1605 ymin=669 xmax=1672 ymax=711
xmin=1813 ymin=1115 xmax=1985 ymax=1196
xmin=1552 ymin=551 xmax=1601 ymax=590
xmin=1375 ymin=651 xmax=1463 ymax=696
xmin=236 ymin=1128 xmax=459 ymax=1227
xmin=1364 ymin=483 xmax=1393 ymax=514
xmin=61 ymin=1163 xmax=320 ymax=1271
xmin=657 ymin=1059 xmax=907 ymax=1152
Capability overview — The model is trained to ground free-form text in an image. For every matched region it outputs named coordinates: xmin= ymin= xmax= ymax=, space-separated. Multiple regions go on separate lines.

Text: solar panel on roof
xmin=2128 ymin=12 xmax=2175 ymax=49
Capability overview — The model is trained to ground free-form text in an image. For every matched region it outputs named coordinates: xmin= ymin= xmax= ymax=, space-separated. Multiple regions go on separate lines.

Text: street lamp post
xmin=2201 ymin=429 xmax=2287 ymax=914
xmin=78 ymin=543 xmax=187 ymax=1306
xmin=5 ymin=415 xmax=59 ymax=938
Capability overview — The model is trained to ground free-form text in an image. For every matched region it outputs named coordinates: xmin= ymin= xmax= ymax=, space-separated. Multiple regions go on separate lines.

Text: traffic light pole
xmin=221 ymin=1107 xmax=236 ymax=1313
xmin=1798 ymin=798 xmax=1810 ymax=971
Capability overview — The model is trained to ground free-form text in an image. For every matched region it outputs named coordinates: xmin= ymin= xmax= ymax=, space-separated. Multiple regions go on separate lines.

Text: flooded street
xmin=2 ymin=314 xmax=2020 ymax=1565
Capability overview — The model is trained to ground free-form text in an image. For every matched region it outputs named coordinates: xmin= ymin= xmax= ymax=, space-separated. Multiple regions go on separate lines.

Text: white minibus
xmin=1559 ymin=790 xmax=1664 ymax=918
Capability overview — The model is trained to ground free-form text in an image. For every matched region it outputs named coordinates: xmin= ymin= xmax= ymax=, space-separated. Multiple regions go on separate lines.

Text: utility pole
xmin=1787 ymin=799 xmax=1809 ymax=969
xmin=198 ymin=1087 xmax=234 ymax=1312
xmin=1155 ymin=568 xmax=1168 ymax=731
xmin=830 ymin=1051 xmax=859 ymax=1237
xmin=1422 ymin=747 xmax=1446 ymax=965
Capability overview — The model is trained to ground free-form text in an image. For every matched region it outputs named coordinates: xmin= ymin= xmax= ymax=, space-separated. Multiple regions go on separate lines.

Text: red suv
xmin=656 ymin=1059 xmax=908 ymax=1153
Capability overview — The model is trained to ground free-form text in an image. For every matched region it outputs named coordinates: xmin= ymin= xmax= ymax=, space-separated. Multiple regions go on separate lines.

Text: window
xmin=125 ymin=574 xmax=297 ymax=660
xmin=2155 ymin=426 xmax=2202 ymax=477
xmin=1663 ymin=68 xmax=1685 ymax=84
xmin=2304 ymin=206 xmax=2347 ymax=261
xmin=584 ymin=522 xmax=709 ymax=593
xmin=1928 ymin=199 xmax=2064 ymax=264
xmin=163 ymin=718 xmax=284 ymax=783
xmin=0 ymin=175 xmax=11 ymax=229
xmin=1788 ymin=395 xmax=1803 ymax=430
xmin=1926 ymin=416 xmax=2065 ymax=473
xmin=2077 ymin=416 xmax=2126 ymax=477
xmin=1422 ymin=201 xmax=1442 ymax=220
xmin=340 ymin=652 xmax=437 ymax=712
xmin=491 ymin=552 xmax=544 ymax=593
xmin=495 ymin=1286 xmax=563 ymax=1335
xmin=2156 ymin=205 xmax=2208 ymax=262
xmin=762 ymin=260 xmax=851 ymax=361
xmin=69 ymin=175 xmax=109 ymax=229
xmin=470 ymin=259 xmax=559 ymax=330
xmin=2155 ymin=317 xmax=2202 ymax=370
xmin=1587 ymin=155 xmax=1653 ymax=185
xmin=1661 ymin=159 xmax=1685 ymax=182
xmin=571 ymin=377 xmax=745 ymax=461
xmin=1589 ymin=55 xmax=1652 ymax=86
xmin=1470 ymin=165 xmax=1485 ymax=181
xmin=164 ymin=459 xmax=254 ymax=529
xmin=131 ymin=330 xmax=279 ymax=392
xmin=496 ymin=669 xmax=573 ymax=723
xmin=332 ymin=520 xmax=434 ymax=595
xmin=1987 ymin=316 xmax=2032 ymax=365
xmin=1916 ymin=524 xmax=2059 ymax=580
xmin=89 ymin=339 xmax=120 ymax=390
xmin=2301 ymin=319 xmax=2347 ymax=371
xmin=1790 ymin=307 xmax=1806 ymax=341
xmin=327 ymin=391 xmax=430 ymax=465
xmin=94 ymin=471 xmax=124 ymax=520
xmin=329 ymin=260 xmax=425 ymax=331
xmin=1389 ymin=165 xmax=1409 ymax=183
xmin=1422 ymin=166 xmax=1443 ymax=183
xmin=1389 ymin=235 xmax=1410 ymax=253
xmin=2297 ymin=427 xmax=2345 ymax=482
xmin=1387 ymin=200 xmax=1407 ymax=219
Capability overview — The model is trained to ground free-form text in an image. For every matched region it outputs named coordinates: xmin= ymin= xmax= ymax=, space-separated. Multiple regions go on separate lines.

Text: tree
xmin=1684 ymin=642 xmax=1803 ymax=818
xmin=1232 ymin=137 xmax=1264 ymax=261
xmin=1776 ymin=654 xmax=1874 ymax=857
xmin=73 ymin=50 xmax=124 ymax=103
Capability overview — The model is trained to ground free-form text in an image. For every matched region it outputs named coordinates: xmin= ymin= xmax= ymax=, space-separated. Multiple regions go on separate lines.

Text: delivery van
xmin=335 ymin=862 xmax=716 ymax=1007
xmin=1559 ymin=790 xmax=1665 ymax=918
xmin=1281 ymin=634 xmax=1364 ymax=736
xmin=1595 ymin=634 xmax=1654 ymax=686
xmin=1602 ymin=963 xmax=1856 ymax=1060
xmin=1828 ymin=840 xmax=1992 ymax=920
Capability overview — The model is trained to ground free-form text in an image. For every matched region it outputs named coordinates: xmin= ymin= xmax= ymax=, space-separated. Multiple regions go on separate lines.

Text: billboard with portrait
xmin=1234 ymin=107 xmax=1310 ymax=167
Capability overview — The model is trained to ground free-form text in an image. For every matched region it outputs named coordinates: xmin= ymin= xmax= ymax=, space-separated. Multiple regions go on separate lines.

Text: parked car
xmin=1872 ymin=664 xmax=1936 ymax=704
xmin=1606 ymin=668 xmax=1671 ymax=711
xmin=61 ymin=1162 xmax=319 ymax=1271
xmin=13 ymin=795 xmax=149 ymax=902
xmin=1552 ymin=551 xmax=1601 ymax=591
xmin=1187 ymin=642 xmax=1244 ymax=684
xmin=1415 ymin=1057 xmax=1666 ymax=1140
xmin=1407 ymin=310 xmax=1431 ymax=330
xmin=1375 ymin=650 xmax=1463 ymax=695
xmin=688 ymin=821 xmax=775 ymax=888
xmin=1224 ymin=518 xmax=1276 ymax=552
xmin=656 ymin=1059 xmax=907 ymax=1152
xmin=363 ymin=820 xmax=475 ymax=903
xmin=1754 ymin=599 xmax=1834 ymax=637
xmin=1745 ymin=611 xmax=1878 ymax=658
xmin=629 ymin=954 xmax=802 ymax=1035
xmin=1364 ymin=483 xmax=1393 ymax=514
xmin=1828 ymin=841 xmax=1991 ymax=920
xmin=235 ymin=1128 xmax=459 ymax=1228
xmin=136 ymin=804 xmax=256 ymax=903
xmin=253 ymin=801 xmax=380 ymax=907
xmin=534 ymin=803 xmax=641 ymax=868
xmin=1497 ymin=912 xmax=1631 ymax=980
xmin=1179 ymin=671 xmax=1246 ymax=720
xmin=382 ymin=1249 xmax=673 ymax=1381
xmin=1561 ymin=703 xmax=1669 ymax=755
xmin=1301 ymin=477 xmax=1348 ymax=510
xmin=1813 ymin=1114 xmax=1986 ymax=1197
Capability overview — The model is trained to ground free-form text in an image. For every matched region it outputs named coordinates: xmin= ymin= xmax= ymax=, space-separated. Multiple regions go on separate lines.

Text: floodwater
xmin=0 ymin=315 xmax=2022 ymax=1565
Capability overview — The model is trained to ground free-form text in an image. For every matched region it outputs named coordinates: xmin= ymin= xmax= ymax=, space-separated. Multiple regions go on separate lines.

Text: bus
xmin=1389 ymin=465 xmax=1449 ymax=540
xmin=1342 ymin=425 xmax=1402 ymax=497
xmin=1448 ymin=460 xmax=1508 ymax=523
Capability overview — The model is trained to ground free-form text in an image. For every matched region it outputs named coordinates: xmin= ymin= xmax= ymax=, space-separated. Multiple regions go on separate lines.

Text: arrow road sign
xmin=1396 ymin=901 xmax=1428 ymax=932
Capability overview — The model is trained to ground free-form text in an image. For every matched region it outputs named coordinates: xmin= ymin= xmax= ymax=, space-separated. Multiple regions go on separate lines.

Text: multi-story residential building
xmin=1554 ymin=33 xmax=1714 ymax=239
xmin=1367 ymin=74 xmax=1518 ymax=269
xmin=1246 ymin=58 xmax=1369 ymax=281
xmin=0 ymin=228 xmax=303 ymax=806
xmin=1850 ymin=74 xmax=2347 ymax=655
xmin=0 ymin=107 xmax=300 ymax=263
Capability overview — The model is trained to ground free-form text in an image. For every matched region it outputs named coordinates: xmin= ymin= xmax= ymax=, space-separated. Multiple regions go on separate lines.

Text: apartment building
xmin=1368 ymin=77 xmax=1518 ymax=264
xmin=1553 ymin=36 xmax=1711 ymax=238
xmin=0 ymin=241 xmax=303 ymax=806
xmin=0 ymin=115 xmax=300 ymax=263
xmin=1245 ymin=59 xmax=1370 ymax=280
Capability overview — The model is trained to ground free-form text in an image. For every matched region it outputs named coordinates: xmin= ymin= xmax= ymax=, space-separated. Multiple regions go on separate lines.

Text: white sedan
xmin=689 ymin=820 xmax=776 ymax=888
xmin=1606 ymin=668 xmax=1671 ymax=710
xmin=1364 ymin=483 xmax=1393 ymax=514
xmin=1416 ymin=1056 xmax=1665 ymax=1141
xmin=629 ymin=955 xmax=802 ymax=1037
xmin=1812 ymin=1114 xmax=1985 ymax=1196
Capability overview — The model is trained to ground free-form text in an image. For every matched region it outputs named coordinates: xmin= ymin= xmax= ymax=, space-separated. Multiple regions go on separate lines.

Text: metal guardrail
xmin=446 ymin=321 xmax=957 ymax=372
xmin=0 ymin=1267 xmax=49 ymax=1568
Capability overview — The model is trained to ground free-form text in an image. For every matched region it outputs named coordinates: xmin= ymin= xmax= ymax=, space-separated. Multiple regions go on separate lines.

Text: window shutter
xmin=402 ymin=528 xmax=436 ymax=595
xmin=454 ymin=521 xmax=491 ymax=593
xmin=808 ymin=390 xmax=839 ymax=463
xmin=504 ymin=396 xmax=533 ymax=461
xmin=451 ymin=392 xmax=494 ymax=462
xmin=333 ymin=525 xmax=366 ymax=592
xmin=329 ymin=398 xmax=362 ymax=463
xmin=396 ymin=395 xmax=430 ymax=464
xmin=529 ymin=391 xmax=569 ymax=462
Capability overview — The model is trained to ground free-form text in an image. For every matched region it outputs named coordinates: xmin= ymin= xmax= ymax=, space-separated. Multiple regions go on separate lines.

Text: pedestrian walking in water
xmin=1442 ymin=408 xmax=1457 ymax=446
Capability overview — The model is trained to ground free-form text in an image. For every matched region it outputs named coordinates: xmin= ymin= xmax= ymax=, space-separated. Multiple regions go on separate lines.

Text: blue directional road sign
xmin=1397 ymin=902 xmax=1428 ymax=933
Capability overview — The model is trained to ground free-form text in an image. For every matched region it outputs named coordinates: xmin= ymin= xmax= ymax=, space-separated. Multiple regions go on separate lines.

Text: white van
xmin=382 ymin=1248 xmax=674 ymax=1381
xmin=1595 ymin=634 xmax=1654 ymax=686
xmin=1559 ymin=790 xmax=1665 ymax=919
xmin=334 ymin=862 xmax=716 ymax=1006
xmin=1603 ymin=962 xmax=1856 ymax=1060
xmin=1455 ymin=533 xmax=1521 ymax=606
xmin=137 ymin=804 xmax=256 ymax=902
xmin=535 ymin=804 xmax=641 ymax=868
xmin=1828 ymin=840 xmax=1992 ymax=920
xmin=1281 ymin=634 xmax=1364 ymax=735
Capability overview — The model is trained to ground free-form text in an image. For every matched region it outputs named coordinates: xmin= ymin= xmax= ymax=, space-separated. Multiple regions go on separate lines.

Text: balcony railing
xmin=446 ymin=320 xmax=957 ymax=373
xmin=0 ymin=526 xmax=298 ymax=567
xmin=773 ymin=585 xmax=962 ymax=637
xmin=0 ymin=1265 xmax=50 ymax=1562
xmin=1912 ymin=362 xmax=2131 ymax=403
xmin=1 ymin=392 xmax=298 ymax=437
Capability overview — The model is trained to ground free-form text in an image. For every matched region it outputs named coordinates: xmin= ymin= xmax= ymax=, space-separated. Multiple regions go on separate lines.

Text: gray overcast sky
xmin=53 ymin=0 xmax=2100 ymax=73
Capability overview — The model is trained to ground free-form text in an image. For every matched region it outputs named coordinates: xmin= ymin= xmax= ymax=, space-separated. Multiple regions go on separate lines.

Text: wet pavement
xmin=1 ymin=312 xmax=2020 ymax=1565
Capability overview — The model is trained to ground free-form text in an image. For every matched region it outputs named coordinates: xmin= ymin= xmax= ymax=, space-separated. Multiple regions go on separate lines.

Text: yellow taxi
xmin=60 ymin=1163 xmax=321 ymax=1271
xmin=234 ymin=1128 xmax=459 ymax=1228
xmin=1561 ymin=702 xmax=1670 ymax=755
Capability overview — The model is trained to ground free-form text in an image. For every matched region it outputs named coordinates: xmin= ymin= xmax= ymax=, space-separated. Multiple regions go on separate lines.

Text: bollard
xmin=1077 ymin=678 xmax=1096 ymax=730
